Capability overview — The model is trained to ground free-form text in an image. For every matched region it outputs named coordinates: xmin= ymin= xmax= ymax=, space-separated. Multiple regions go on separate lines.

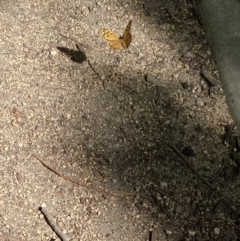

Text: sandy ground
xmin=0 ymin=0 xmax=239 ymax=240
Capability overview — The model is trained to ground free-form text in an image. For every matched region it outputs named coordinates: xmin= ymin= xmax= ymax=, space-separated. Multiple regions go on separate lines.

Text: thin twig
xmin=169 ymin=144 xmax=215 ymax=190
xmin=169 ymin=144 xmax=239 ymax=218
xmin=150 ymin=229 xmax=157 ymax=241
xmin=58 ymin=33 xmax=90 ymax=50
xmin=32 ymin=154 xmax=151 ymax=200
xmin=76 ymin=44 xmax=106 ymax=90
xmin=40 ymin=204 xmax=68 ymax=241
xmin=209 ymin=165 xmax=224 ymax=182
xmin=86 ymin=58 xmax=105 ymax=90
xmin=58 ymin=33 xmax=105 ymax=90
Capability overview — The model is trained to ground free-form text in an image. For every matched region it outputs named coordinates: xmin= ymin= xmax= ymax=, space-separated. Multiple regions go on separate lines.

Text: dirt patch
xmin=0 ymin=0 xmax=239 ymax=240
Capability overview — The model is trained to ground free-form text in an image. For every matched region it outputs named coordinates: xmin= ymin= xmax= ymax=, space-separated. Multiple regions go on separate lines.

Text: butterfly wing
xmin=101 ymin=29 xmax=124 ymax=49
xmin=101 ymin=20 xmax=132 ymax=50
xmin=101 ymin=29 xmax=119 ymax=41
xmin=122 ymin=20 xmax=132 ymax=48
xmin=109 ymin=40 xmax=124 ymax=50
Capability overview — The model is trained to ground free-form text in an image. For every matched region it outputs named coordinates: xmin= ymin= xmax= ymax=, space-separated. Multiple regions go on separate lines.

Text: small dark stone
xmin=195 ymin=124 xmax=204 ymax=133
xmin=182 ymin=146 xmax=196 ymax=157
xmin=181 ymin=82 xmax=190 ymax=89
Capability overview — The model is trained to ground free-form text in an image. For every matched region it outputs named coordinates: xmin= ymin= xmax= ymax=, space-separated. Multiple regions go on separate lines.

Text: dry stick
xmin=209 ymin=165 xmax=225 ymax=182
xmin=58 ymin=33 xmax=90 ymax=50
xmin=169 ymin=144 xmax=215 ymax=190
xmin=150 ymin=229 xmax=157 ymax=241
xmin=59 ymin=33 xmax=105 ymax=90
xmin=75 ymin=44 xmax=106 ymax=90
xmin=32 ymin=154 xmax=151 ymax=200
xmin=169 ymin=144 xmax=239 ymax=217
xmin=86 ymin=58 xmax=106 ymax=90
xmin=40 ymin=204 xmax=68 ymax=241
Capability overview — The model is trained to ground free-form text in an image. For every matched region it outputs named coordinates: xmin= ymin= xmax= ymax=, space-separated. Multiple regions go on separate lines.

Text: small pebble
xmin=50 ymin=50 xmax=57 ymax=56
xmin=160 ymin=181 xmax=168 ymax=188
xmin=144 ymin=73 xmax=158 ymax=85
xmin=214 ymin=227 xmax=220 ymax=235
xmin=81 ymin=6 xmax=90 ymax=15
xmin=165 ymin=229 xmax=172 ymax=235
xmin=188 ymin=230 xmax=196 ymax=236
xmin=181 ymin=82 xmax=190 ymax=89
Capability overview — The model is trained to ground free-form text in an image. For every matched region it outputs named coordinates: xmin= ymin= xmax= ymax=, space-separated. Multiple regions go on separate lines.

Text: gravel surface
xmin=0 ymin=0 xmax=239 ymax=240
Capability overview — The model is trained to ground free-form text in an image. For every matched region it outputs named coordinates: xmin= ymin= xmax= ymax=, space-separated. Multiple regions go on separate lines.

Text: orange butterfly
xmin=101 ymin=20 xmax=132 ymax=50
